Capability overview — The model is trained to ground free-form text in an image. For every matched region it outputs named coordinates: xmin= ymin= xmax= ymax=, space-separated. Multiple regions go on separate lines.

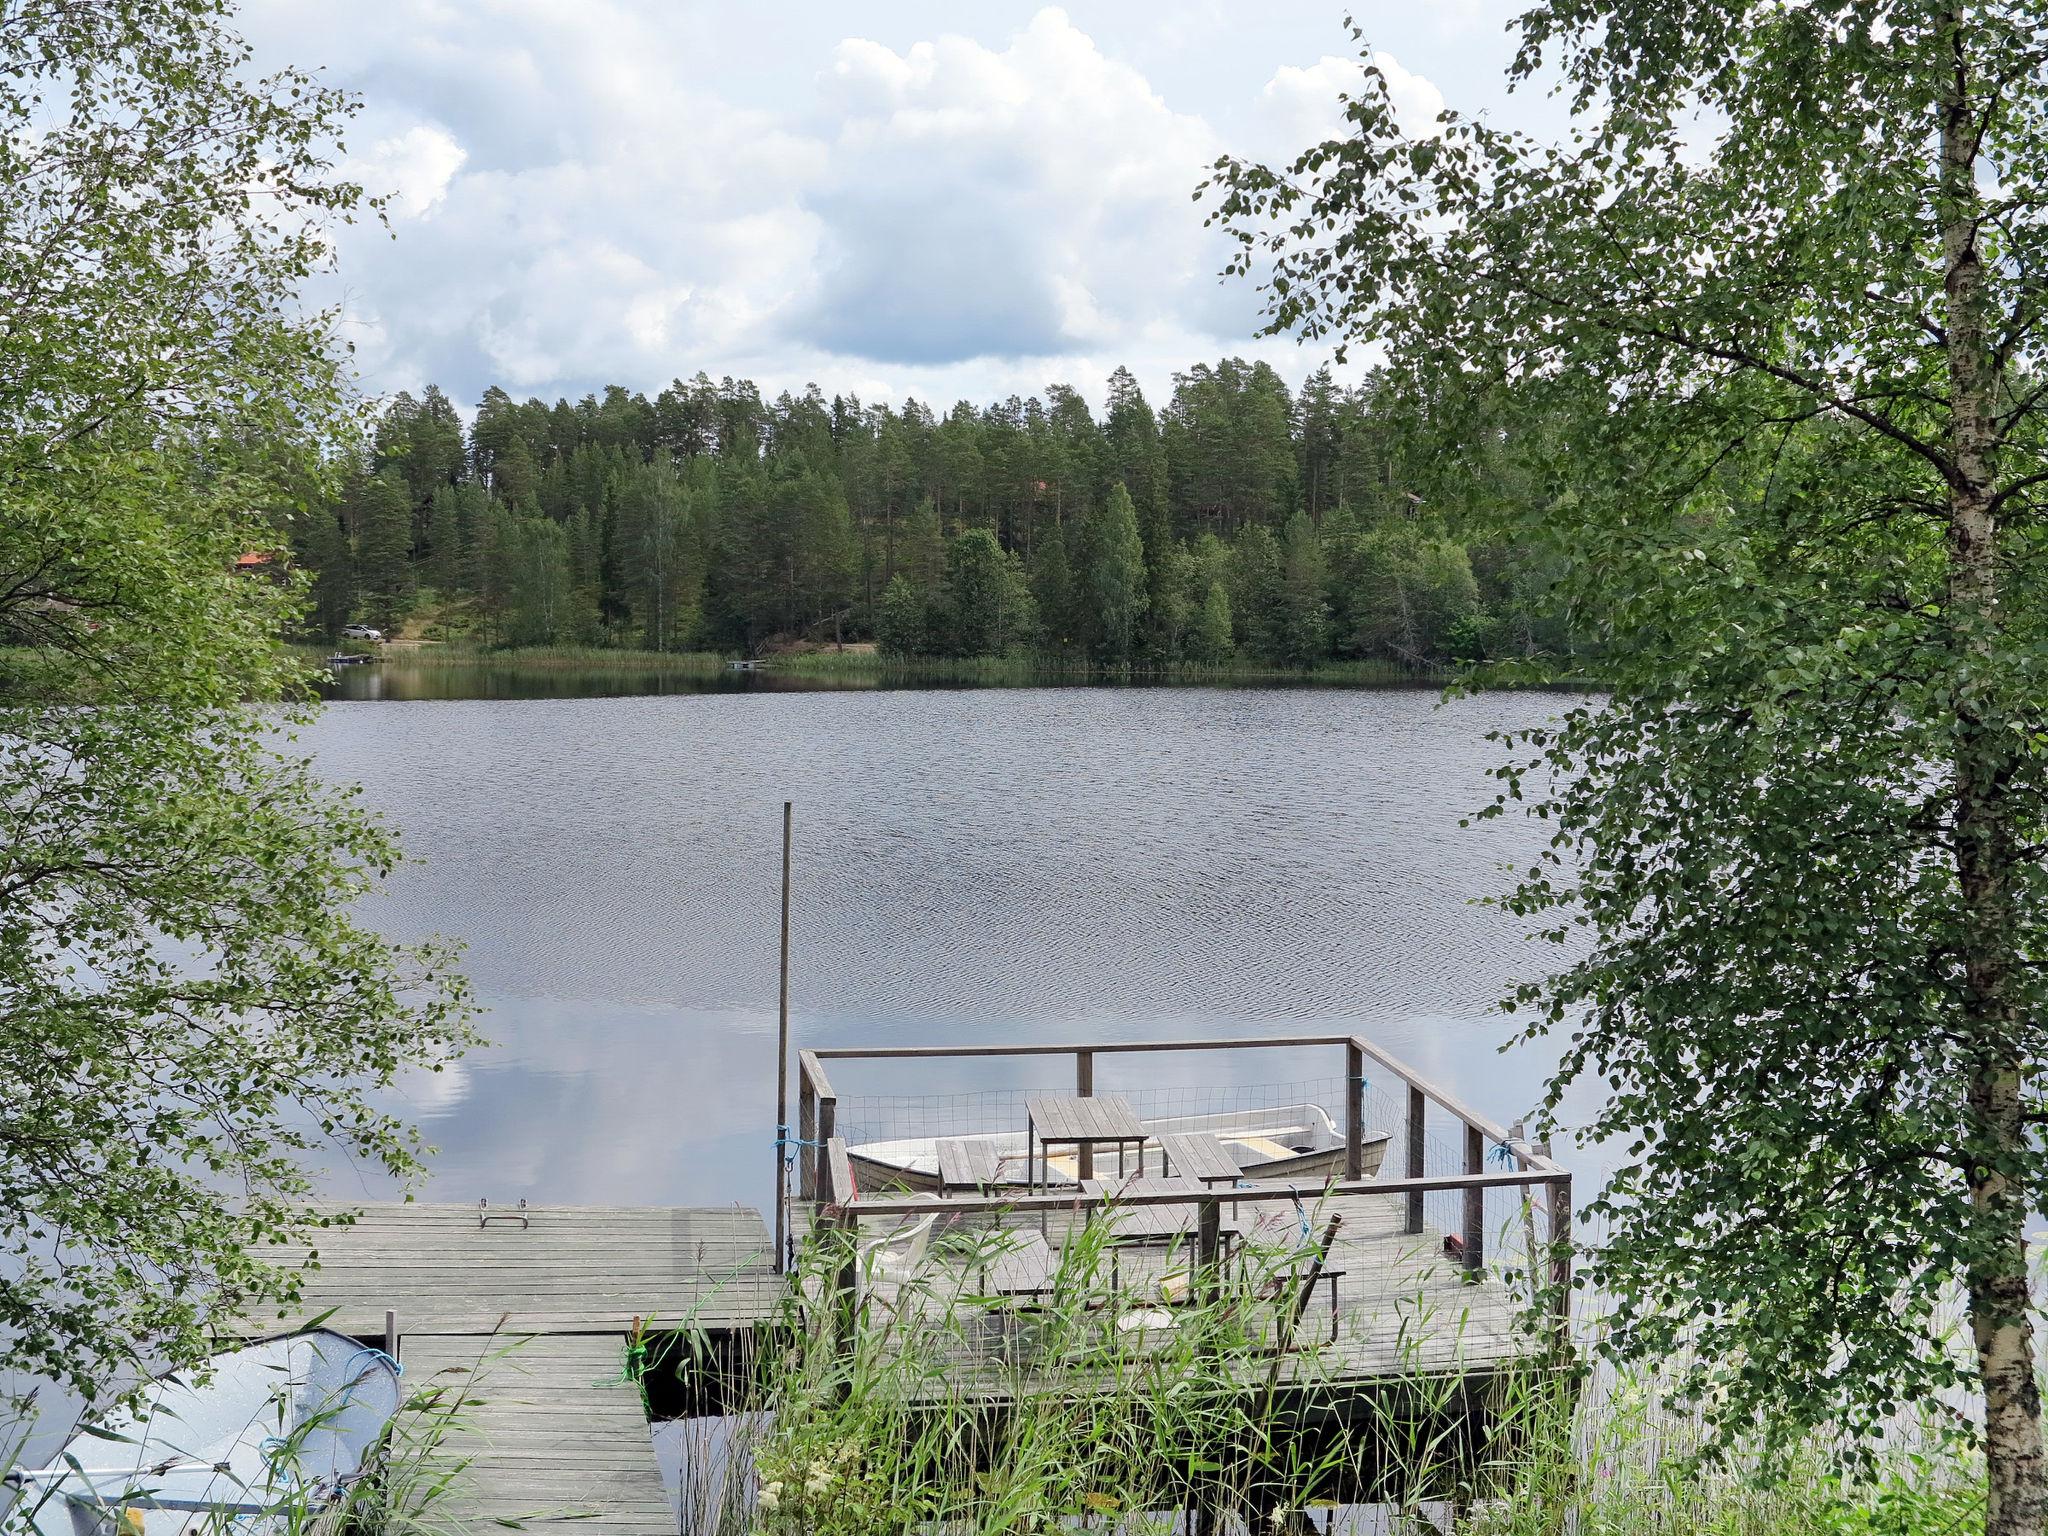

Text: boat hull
xmin=846 ymin=1104 xmax=1389 ymax=1197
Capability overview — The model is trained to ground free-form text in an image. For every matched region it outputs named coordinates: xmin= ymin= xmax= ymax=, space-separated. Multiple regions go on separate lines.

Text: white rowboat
xmin=847 ymin=1103 xmax=1388 ymax=1195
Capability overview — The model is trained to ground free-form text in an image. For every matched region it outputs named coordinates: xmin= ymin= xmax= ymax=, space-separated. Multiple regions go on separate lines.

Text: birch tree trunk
xmin=1940 ymin=14 xmax=2046 ymax=1534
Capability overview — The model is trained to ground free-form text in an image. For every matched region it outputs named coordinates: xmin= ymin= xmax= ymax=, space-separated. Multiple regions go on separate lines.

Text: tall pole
xmin=774 ymin=801 xmax=793 ymax=1271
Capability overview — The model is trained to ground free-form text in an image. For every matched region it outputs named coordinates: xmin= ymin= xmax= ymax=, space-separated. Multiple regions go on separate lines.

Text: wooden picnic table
xmin=1080 ymin=1176 xmax=1243 ymax=1243
xmin=936 ymin=1136 xmax=1002 ymax=1195
xmin=1151 ymin=1131 xmax=1242 ymax=1187
xmin=1026 ymin=1094 xmax=1148 ymax=1188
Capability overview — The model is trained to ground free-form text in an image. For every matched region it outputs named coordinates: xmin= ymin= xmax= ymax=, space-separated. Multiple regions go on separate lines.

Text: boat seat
xmin=1151 ymin=1132 xmax=1241 ymax=1187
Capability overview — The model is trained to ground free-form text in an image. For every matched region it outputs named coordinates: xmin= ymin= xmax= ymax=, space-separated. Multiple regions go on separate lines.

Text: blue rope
xmin=774 ymin=1124 xmax=827 ymax=1167
xmin=1487 ymin=1141 xmax=1518 ymax=1168
xmin=1288 ymin=1187 xmax=1311 ymax=1247
xmin=341 ymin=1345 xmax=403 ymax=1380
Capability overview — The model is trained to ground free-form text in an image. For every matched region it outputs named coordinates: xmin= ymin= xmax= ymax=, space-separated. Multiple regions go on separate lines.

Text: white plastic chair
xmin=856 ymin=1213 xmax=938 ymax=1304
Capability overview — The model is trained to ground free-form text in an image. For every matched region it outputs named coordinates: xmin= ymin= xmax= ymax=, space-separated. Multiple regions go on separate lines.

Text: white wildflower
xmin=757 ymin=1481 xmax=781 ymax=1514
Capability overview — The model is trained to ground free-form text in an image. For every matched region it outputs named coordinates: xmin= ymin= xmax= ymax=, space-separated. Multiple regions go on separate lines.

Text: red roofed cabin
xmin=233 ymin=550 xmax=288 ymax=583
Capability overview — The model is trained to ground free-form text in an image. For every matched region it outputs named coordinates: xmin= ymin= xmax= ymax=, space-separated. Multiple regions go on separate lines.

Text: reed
xmin=658 ymin=1205 xmax=1986 ymax=1536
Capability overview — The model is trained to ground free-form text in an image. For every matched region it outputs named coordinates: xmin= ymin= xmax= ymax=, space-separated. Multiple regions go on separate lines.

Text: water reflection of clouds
xmin=297 ymin=688 xmax=1608 ymax=1205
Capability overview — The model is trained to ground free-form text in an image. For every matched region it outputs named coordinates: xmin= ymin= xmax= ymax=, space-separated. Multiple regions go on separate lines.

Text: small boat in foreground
xmin=9 ymin=1330 xmax=401 ymax=1536
xmin=848 ymin=1103 xmax=1389 ymax=1195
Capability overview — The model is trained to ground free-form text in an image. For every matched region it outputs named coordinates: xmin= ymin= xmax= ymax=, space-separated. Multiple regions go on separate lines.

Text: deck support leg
xmin=1406 ymin=1085 xmax=1426 ymax=1236
xmin=1462 ymin=1125 xmax=1485 ymax=1278
xmin=1196 ymin=1199 xmax=1223 ymax=1302
xmin=1344 ymin=1039 xmax=1366 ymax=1180
xmin=1547 ymin=1171 xmax=1574 ymax=1348
xmin=798 ymin=1076 xmax=816 ymax=1201
xmin=384 ymin=1308 xmax=399 ymax=1365
xmin=1075 ymin=1050 xmax=1094 ymax=1179
xmin=832 ymin=1209 xmax=859 ymax=1370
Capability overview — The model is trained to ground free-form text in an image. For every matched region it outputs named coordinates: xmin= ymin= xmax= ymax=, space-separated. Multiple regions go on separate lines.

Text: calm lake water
xmin=297 ymin=673 xmax=1603 ymax=1212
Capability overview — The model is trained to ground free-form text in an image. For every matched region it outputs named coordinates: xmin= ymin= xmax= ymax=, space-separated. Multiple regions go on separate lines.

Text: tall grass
xmin=661 ymin=1202 xmax=1987 ymax=1536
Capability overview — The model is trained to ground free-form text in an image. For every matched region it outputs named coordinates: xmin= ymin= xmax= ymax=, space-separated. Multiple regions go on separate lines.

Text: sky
xmin=240 ymin=1 xmax=1552 ymax=416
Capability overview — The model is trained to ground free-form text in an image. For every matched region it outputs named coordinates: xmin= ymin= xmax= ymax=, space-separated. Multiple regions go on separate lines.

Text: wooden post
xmin=1076 ymin=1050 xmax=1095 ymax=1179
xmin=774 ymin=802 xmax=793 ymax=1274
xmin=1405 ymin=1085 xmax=1426 ymax=1235
xmin=834 ymin=1205 xmax=859 ymax=1365
xmin=1196 ymin=1198 xmax=1223 ymax=1301
xmin=1344 ymin=1038 xmax=1366 ymax=1179
xmin=1462 ymin=1124 xmax=1485 ymax=1277
xmin=1547 ymin=1171 xmax=1574 ymax=1345
xmin=798 ymin=1070 xmax=817 ymax=1201
xmin=1512 ymin=1120 xmax=1541 ymax=1281
xmin=383 ymin=1308 xmax=399 ymax=1365
xmin=818 ymin=1090 xmax=836 ymax=1205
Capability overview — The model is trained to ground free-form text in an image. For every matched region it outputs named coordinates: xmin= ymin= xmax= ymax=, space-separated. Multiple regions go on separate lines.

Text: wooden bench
xmin=1152 ymin=1132 xmax=1241 ymax=1187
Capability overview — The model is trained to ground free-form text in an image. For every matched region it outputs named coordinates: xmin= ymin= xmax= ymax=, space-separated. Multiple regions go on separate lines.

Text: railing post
xmin=817 ymin=1091 xmax=836 ymax=1201
xmin=1547 ymin=1171 xmax=1573 ymax=1346
xmin=1076 ymin=1050 xmax=1095 ymax=1179
xmin=1405 ymin=1085 xmax=1426 ymax=1235
xmin=1196 ymin=1197 xmax=1222 ymax=1301
xmin=798 ymin=1073 xmax=817 ymax=1201
xmin=1344 ymin=1039 xmax=1365 ymax=1179
xmin=1462 ymin=1124 xmax=1485 ymax=1277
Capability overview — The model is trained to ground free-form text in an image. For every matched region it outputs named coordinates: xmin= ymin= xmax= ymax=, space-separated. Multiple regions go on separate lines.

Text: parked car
xmin=339 ymin=624 xmax=383 ymax=641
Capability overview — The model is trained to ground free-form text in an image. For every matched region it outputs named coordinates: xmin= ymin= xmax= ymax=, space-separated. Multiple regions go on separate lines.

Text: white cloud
xmin=796 ymin=9 xmax=1228 ymax=366
xmin=353 ymin=122 xmax=466 ymax=220
xmin=250 ymin=1 xmax=1370 ymax=411
xmin=1261 ymin=51 xmax=1447 ymax=152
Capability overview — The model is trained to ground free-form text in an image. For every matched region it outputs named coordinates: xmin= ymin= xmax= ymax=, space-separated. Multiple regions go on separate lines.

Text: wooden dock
xmin=236 ymin=1033 xmax=1573 ymax=1530
xmin=245 ymin=1203 xmax=779 ymax=1534
xmin=399 ymin=1333 xmax=677 ymax=1533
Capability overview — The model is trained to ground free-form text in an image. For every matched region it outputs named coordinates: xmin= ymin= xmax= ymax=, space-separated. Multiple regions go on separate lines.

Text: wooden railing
xmin=789 ymin=1033 xmax=1572 ymax=1311
xmin=810 ymin=1131 xmax=1573 ymax=1344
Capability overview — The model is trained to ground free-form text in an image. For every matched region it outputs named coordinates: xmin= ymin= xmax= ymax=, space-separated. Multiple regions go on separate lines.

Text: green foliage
xmin=1188 ymin=580 xmax=1236 ymax=665
xmin=351 ymin=468 xmax=415 ymax=631
xmin=1273 ymin=512 xmax=1330 ymax=668
xmin=936 ymin=528 xmax=1035 ymax=657
xmin=1078 ymin=483 xmax=1148 ymax=667
xmin=875 ymin=573 xmax=929 ymax=659
xmin=1207 ymin=0 xmax=2048 ymax=1509
xmin=0 ymin=0 xmax=475 ymax=1402
xmin=315 ymin=360 xmax=1571 ymax=668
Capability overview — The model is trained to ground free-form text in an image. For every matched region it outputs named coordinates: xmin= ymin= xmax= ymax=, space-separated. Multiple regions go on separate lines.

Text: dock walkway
xmin=247 ymin=1202 xmax=780 ymax=1535
xmin=400 ymin=1334 xmax=675 ymax=1534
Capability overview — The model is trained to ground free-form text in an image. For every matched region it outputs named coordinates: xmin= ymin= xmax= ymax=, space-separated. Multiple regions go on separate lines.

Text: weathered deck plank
xmin=241 ymin=1203 xmax=780 ymax=1336
xmin=398 ymin=1334 xmax=674 ymax=1534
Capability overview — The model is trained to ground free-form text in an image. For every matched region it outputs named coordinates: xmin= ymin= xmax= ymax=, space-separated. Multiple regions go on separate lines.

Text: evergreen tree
xmin=1275 ymin=512 xmax=1331 ymax=667
xmin=939 ymin=528 xmax=1035 ymax=657
xmin=1030 ymin=520 xmax=1078 ymax=654
xmin=505 ymin=515 xmax=577 ymax=645
xmin=1077 ymin=482 xmax=1147 ymax=667
xmin=1188 ymin=581 xmax=1235 ymax=666
xmin=423 ymin=489 xmax=462 ymax=595
xmin=875 ymin=573 xmax=928 ymax=658
xmin=615 ymin=459 xmax=699 ymax=651
xmin=294 ymin=506 xmax=353 ymax=637
xmin=352 ymin=467 xmax=414 ymax=631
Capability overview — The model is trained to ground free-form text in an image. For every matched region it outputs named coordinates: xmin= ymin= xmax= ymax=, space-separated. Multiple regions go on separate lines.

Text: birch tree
xmin=1210 ymin=5 xmax=2048 ymax=1531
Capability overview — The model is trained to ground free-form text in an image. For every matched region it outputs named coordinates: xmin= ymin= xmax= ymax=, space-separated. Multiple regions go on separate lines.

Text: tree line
xmin=294 ymin=360 xmax=1580 ymax=668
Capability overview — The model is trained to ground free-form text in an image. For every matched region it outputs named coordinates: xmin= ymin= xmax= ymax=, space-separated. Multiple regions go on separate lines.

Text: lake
xmin=297 ymin=673 xmax=1603 ymax=1214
